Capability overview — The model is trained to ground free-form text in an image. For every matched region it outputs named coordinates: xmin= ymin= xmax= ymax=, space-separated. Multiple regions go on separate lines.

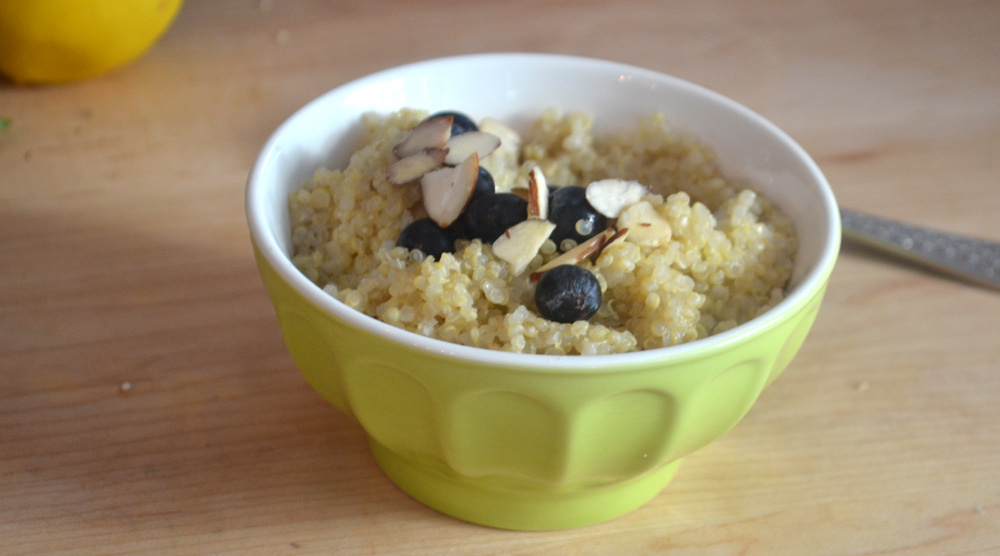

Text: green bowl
xmin=246 ymin=53 xmax=840 ymax=530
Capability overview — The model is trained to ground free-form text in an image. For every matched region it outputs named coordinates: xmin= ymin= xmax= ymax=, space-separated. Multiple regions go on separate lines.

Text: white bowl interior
xmin=247 ymin=53 xmax=839 ymax=366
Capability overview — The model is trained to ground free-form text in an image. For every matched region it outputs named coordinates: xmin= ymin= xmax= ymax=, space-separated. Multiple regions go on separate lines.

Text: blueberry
xmin=548 ymin=186 xmax=607 ymax=250
xmin=428 ymin=110 xmax=478 ymax=136
xmin=473 ymin=166 xmax=496 ymax=200
xmin=534 ymin=265 xmax=602 ymax=323
xmin=460 ymin=192 xmax=528 ymax=243
xmin=445 ymin=169 xmax=495 ymax=239
xmin=397 ymin=218 xmax=455 ymax=260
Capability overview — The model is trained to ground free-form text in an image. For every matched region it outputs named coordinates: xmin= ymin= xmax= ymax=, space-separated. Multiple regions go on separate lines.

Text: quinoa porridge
xmin=288 ymin=108 xmax=797 ymax=355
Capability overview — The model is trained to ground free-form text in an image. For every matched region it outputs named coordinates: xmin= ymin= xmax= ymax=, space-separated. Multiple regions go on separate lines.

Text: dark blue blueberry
xmin=548 ymin=185 xmax=607 ymax=250
xmin=460 ymin=192 xmax=527 ymax=243
xmin=447 ymin=169 xmax=495 ymax=239
xmin=428 ymin=110 xmax=478 ymax=136
xmin=473 ymin=167 xmax=496 ymax=200
xmin=397 ymin=218 xmax=455 ymax=261
xmin=534 ymin=265 xmax=602 ymax=323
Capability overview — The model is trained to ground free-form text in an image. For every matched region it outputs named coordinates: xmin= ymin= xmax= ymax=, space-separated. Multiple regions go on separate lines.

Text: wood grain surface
xmin=2 ymin=1 xmax=999 ymax=554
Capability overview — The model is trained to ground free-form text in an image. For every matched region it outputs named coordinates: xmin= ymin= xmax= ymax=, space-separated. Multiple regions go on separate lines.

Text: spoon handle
xmin=840 ymin=208 xmax=1000 ymax=291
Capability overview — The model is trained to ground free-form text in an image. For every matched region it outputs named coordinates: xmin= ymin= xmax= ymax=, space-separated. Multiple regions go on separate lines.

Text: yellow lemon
xmin=0 ymin=0 xmax=184 ymax=85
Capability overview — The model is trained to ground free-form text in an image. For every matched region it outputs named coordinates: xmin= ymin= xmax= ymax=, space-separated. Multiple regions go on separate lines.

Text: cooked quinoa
xmin=289 ymin=109 xmax=797 ymax=355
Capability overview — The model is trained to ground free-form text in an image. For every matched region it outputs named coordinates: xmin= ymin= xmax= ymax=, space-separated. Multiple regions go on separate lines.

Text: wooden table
xmin=3 ymin=1 xmax=999 ymax=554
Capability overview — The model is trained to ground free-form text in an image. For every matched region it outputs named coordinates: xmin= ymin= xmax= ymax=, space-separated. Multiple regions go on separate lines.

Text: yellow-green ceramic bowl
xmin=246 ymin=53 xmax=840 ymax=531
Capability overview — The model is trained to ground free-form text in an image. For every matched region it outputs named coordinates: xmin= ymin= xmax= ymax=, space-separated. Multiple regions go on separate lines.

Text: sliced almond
xmin=492 ymin=219 xmax=556 ymax=276
xmin=393 ymin=115 xmax=453 ymax=159
xmin=443 ymin=131 xmax=501 ymax=165
xmin=385 ymin=148 xmax=447 ymax=185
xmin=527 ymin=167 xmax=549 ymax=219
xmin=616 ymin=201 xmax=672 ymax=246
xmin=478 ymin=117 xmax=521 ymax=151
xmin=594 ymin=227 xmax=630 ymax=260
xmin=510 ymin=187 xmax=531 ymax=202
xmin=585 ymin=179 xmax=650 ymax=218
xmin=420 ymin=153 xmax=479 ymax=228
xmin=529 ymin=229 xmax=612 ymax=281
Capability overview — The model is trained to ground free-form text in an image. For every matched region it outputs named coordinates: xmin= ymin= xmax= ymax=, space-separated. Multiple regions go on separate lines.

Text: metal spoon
xmin=840 ymin=208 xmax=1000 ymax=291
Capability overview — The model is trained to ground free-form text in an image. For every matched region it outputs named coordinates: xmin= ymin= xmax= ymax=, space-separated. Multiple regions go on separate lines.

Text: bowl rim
xmin=246 ymin=52 xmax=841 ymax=372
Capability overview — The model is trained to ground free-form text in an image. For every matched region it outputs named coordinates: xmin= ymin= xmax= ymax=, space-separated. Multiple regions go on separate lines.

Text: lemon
xmin=0 ymin=0 xmax=184 ymax=85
